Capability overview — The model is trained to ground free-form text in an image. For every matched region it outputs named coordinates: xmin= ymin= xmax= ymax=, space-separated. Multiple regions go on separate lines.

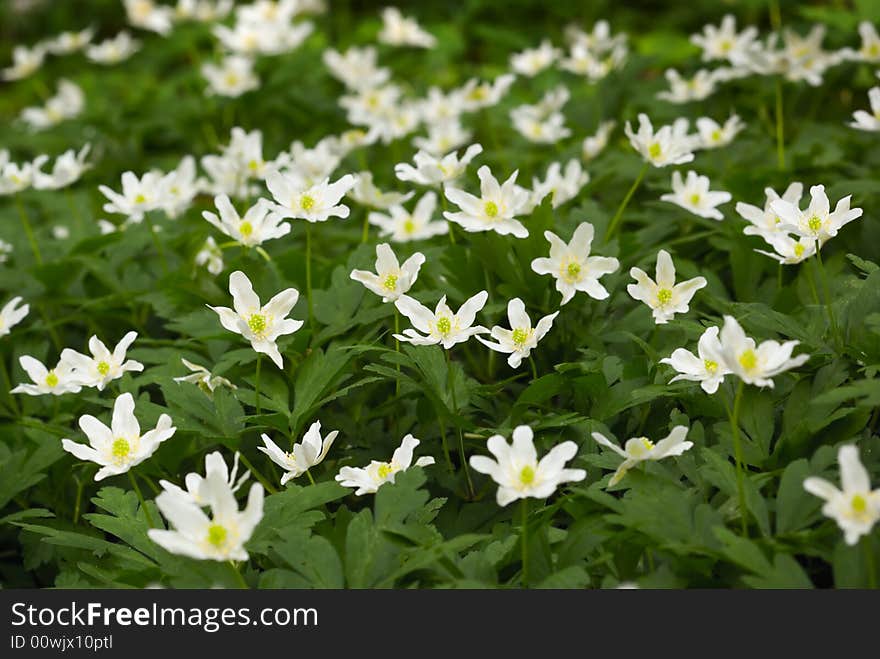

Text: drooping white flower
xmin=717 ymin=315 xmax=809 ymax=388
xmin=592 ymin=426 xmax=692 ymax=487
xmin=770 ymin=184 xmax=863 ymax=247
xmin=804 ymin=445 xmax=880 ymax=546
xmin=202 ymin=195 xmax=290 ymax=247
xmin=44 ymin=27 xmax=94 ymax=55
xmin=849 ymin=87 xmax=880 ymax=132
xmin=173 ymin=358 xmax=236 ymax=394
xmin=443 ymin=165 xmax=532 ymax=238
xmin=335 ymin=434 xmax=434 ymax=495
xmin=624 ymin=113 xmax=696 ymax=167
xmin=510 ymin=39 xmax=560 ymax=76
xmin=159 ymin=449 xmax=249 ymax=509
xmin=660 ymin=170 xmax=731 ymax=220
xmin=660 ymin=326 xmax=730 ymax=394
xmin=736 ymin=182 xmax=803 ymax=240
xmin=627 ymin=250 xmax=707 ymax=324
xmin=124 ymin=0 xmax=174 ymax=35
xmin=394 ymin=144 xmax=483 ymax=187
xmin=202 ymin=55 xmax=260 ymax=97
xmin=469 ymin=425 xmax=586 ymax=506
xmin=11 ymin=356 xmax=82 ymax=396
xmin=367 ymin=191 xmax=447 ymax=242
xmin=417 ymin=86 xmax=467 ymax=126
xmin=378 ymin=7 xmax=437 ymax=49
xmin=532 ymin=159 xmax=589 ymax=209
xmin=32 ymin=144 xmax=92 ymax=190
xmin=531 ymin=222 xmax=620 ymax=306
xmin=457 ymin=74 xmax=515 ymax=112
xmin=509 ymin=86 xmax=571 ymax=144
xmin=582 ymin=120 xmax=616 ymax=160
xmin=855 ymin=21 xmax=880 ymax=63
xmin=259 ymin=421 xmax=339 ymax=484
xmin=195 ymin=236 xmax=224 ymax=275
xmin=476 ymin=298 xmax=558 ymax=369
xmin=0 ymin=157 xmax=34 ymax=196
xmin=322 ymin=46 xmax=390 ymax=91
xmin=754 ymin=232 xmax=817 ymax=265
xmin=20 ymin=79 xmax=84 ymax=131
xmin=394 ymin=291 xmax=488 ymax=349
xmin=2 ymin=45 xmax=45 ymax=81
xmin=657 ymin=68 xmax=719 ymax=103
xmin=60 ymin=331 xmax=144 ymax=391
xmin=208 ymin=270 xmax=303 ymax=368
xmin=690 ymin=14 xmax=760 ymax=64
xmin=149 ymin=471 xmax=264 ymax=561
xmin=412 ymin=119 xmax=472 ymax=156
xmin=61 ymin=393 xmax=176 ymax=481
xmin=265 ymin=171 xmax=355 ymax=223
xmin=696 ymin=114 xmax=745 ymax=149
xmin=0 ymin=297 xmax=29 ymax=339
xmin=86 ymin=31 xmax=141 ymax=64
xmin=350 ymin=243 xmax=425 ymax=302
xmin=348 ymin=171 xmax=413 ymax=210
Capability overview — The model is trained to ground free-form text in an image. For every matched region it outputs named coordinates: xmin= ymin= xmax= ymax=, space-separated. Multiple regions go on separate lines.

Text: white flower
xmin=124 ymin=0 xmax=174 ymax=35
xmin=32 ymin=144 xmax=92 ymax=190
xmin=511 ymin=108 xmax=571 ymax=144
xmin=265 ymin=171 xmax=355 ymax=223
xmin=159 ymin=450 xmax=249 ymax=508
xmin=11 ymin=356 xmax=82 ymax=396
xmin=690 ymin=14 xmax=760 ymax=64
xmin=0 ymin=157 xmax=34 ymax=196
xmin=378 ymin=7 xmax=436 ymax=49
xmin=736 ymin=182 xmax=803 ymax=240
xmin=209 ymin=270 xmax=304 ymax=368
xmin=368 ymin=191 xmax=447 ymax=242
xmin=213 ymin=16 xmax=312 ymax=56
xmin=202 ymin=55 xmax=260 ymax=97
xmin=592 ymin=426 xmax=692 ymax=487
xmin=476 ymin=298 xmax=557 ymax=369
xmin=394 ymin=291 xmax=488 ymax=349
xmin=195 ymin=236 xmax=224 ymax=275
xmin=259 ymin=421 xmax=338 ymax=484
xmin=412 ymin=119 xmax=472 ymax=155
xmin=20 ymin=79 xmax=84 ymax=130
xmin=2 ymin=45 xmax=45 ymax=81
xmin=348 ymin=171 xmax=413 ymax=209
xmin=443 ymin=165 xmax=532 ymax=238
xmin=458 ymin=74 xmax=515 ymax=111
xmin=657 ymin=68 xmax=719 ymax=103
xmin=582 ymin=120 xmax=616 ymax=160
xmin=804 ymin=445 xmax=880 ymax=546
xmin=510 ymin=40 xmax=560 ymax=76
xmin=531 ymin=222 xmax=620 ymax=306
xmin=203 ymin=195 xmax=290 ymax=247
xmin=532 ymin=159 xmax=589 ymax=209
xmin=395 ymin=144 xmax=482 ymax=187
xmin=149 ymin=473 xmax=264 ymax=561
xmin=696 ymin=114 xmax=745 ymax=149
xmin=44 ymin=27 xmax=94 ymax=55
xmin=61 ymin=393 xmax=176 ymax=481
xmin=469 ymin=425 xmax=586 ymax=506
xmin=627 ymin=250 xmax=707 ymax=324
xmin=660 ymin=170 xmax=731 ymax=221
xmin=754 ymin=233 xmax=817 ymax=265
xmin=86 ymin=31 xmax=141 ymax=64
xmin=60 ymin=331 xmax=144 ymax=391
xmin=173 ymin=358 xmax=236 ymax=394
xmin=660 ymin=326 xmax=730 ymax=394
xmin=52 ymin=225 xmax=70 ymax=240
xmin=770 ymin=184 xmax=863 ymax=247
xmin=286 ymin=138 xmax=342 ymax=185
xmin=717 ymin=315 xmax=809 ymax=388
xmin=99 ymin=170 xmax=165 ymax=222
xmin=350 ymin=243 xmax=425 ymax=302
xmin=849 ymin=87 xmax=880 ymax=132
xmin=0 ymin=297 xmax=29 ymax=338
xmin=855 ymin=21 xmax=880 ymax=63
xmin=323 ymin=46 xmax=390 ymax=91
xmin=417 ymin=87 xmax=467 ymax=125
xmin=335 ymin=434 xmax=434 ymax=495
xmin=624 ymin=113 xmax=696 ymax=167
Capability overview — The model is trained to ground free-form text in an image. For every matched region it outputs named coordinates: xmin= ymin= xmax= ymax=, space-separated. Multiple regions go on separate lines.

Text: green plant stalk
xmin=446 ymin=349 xmax=475 ymax=498
xmin=529 ymin=355 xmax=538 ymax=382
xmin=143 ymin=213 xmax=168 ymax=274
xmin=441 ymin=194 xmax=456 ymax=245
xmin=815 ymin=249 xmax=841 ymax=349
xmin=306 ymin=223 xmax=315 ymax=334
xmin=361 ymin=211 xmax=370 ymax=244
xmin=15 ymin=196 xmax=42 ymax=265
xmin=0 ymin=355 xmax=20 ymax=417
xmin=727 ymin=381 xmax=749 ymax=537
xmin=604 ymin=163 xmax=648 ymax=241
xmin=237 ymin=452 xmax=278 ymax=495
xmin=394 ymin=309 xmax=401 ymax=397
xmin=254 ymin=354 xmax=262 ymax=416
xmin=128 ymin=471 xmax=155 ymax=528
xmin=521 ymin=498 xmax=530 ymax=588
xmin=229 ymin=560 xmax=249 ymax=589
xmin=775 ymin=77 xmax=785 ymax=171
xmin=305 ymin=470 xmax=316 ymax=486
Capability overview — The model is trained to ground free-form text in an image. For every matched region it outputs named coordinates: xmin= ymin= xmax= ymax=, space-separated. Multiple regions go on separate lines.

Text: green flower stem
xmin=229 ymin=560 xmax=249 ymax=589
xmin=521 ymin=498 xmax=530 ymax=588
xmin=727 ymin=381 xmax=749 ymax=537
xmin=815 ymin=249 xmax=841 ymax=349
xmin=15 ymin=196 xmax=42 ymax=265
xmin=361 ymin=211 xmax=370 ymax=244
xmin=441 ymin=193 xmax=456 ymax=245
xmin=305 ymin=469 xmax=316 ymax=486
xmin=305 ymin=223 xmax=315 ymax=335
xmin=143 ymin=213 xmax=168 ymax=274
xmin=0 ymin=356 xmax=19 ymax=417
xmin=446 ymin=349 xmax=475 ymax=498
xmin=128 ymin=471 xmax=155 ymax=528
xmin=237 ymin=452 xmax=278 ymax=495
xmin=604 ymin=163 xmax=648 ymax=242
xmin=438 ymin=420 xmax=454 ymax=474
xmin=254 ymin=354 xmax=262 ymax=416
xmin=394 ymin=308 xmax=401 ymax=397
xmin=529 ymin=355 xmax=538 ymax=382
xmin=775 ymin=77 xmax=785 ymax=171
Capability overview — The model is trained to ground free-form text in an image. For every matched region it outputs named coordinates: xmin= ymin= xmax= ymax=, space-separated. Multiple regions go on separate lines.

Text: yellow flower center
xmin=403 ymin=218 xmax=416 ymax=234
xmin=206 ymin=524 xmax=228 ymax=548
xmin=224 ymin=73 xmax=239 ymax=87
xmin=300 ymin=194 xmax=316 ymax=211
xmin=239 ymin=221 xmax=253 ymax=237
xmin=247 ymin=159 xmax=260 ymax=172
xmin=45 ymin=371 xmax=59 ymax=388
xmin=657 ymin=288 xmax=673 ymax=306
xmin=383 ymin=274 xmax=398 ymax=291
xmin=512 ymin=328 xmax=530 ymax=346
xmin=469 ymin=86 xmax=488 ymax=101
xmin=794 ymin=243 xmax=805 ymax=257
xmin=648 ymin=142 xmax=662 ymax=159
xmin=484 ymin=201 xmax=499 ymax=218
xmin=689 ymin=193 xmax=701 ymax=206
xmin=720 ymin=40 xmax=733 ymax=53
xmin=868 ymin=43 xmax=880 ymax=57
xmin=851 ymin=494 xmax=867 ymax=514
xmin=807 ymin=215 xmax=822 ymax=232
xmin=704 ymin=359 xmax=718 ymax=373
xmin=248 ymin=313 xmax=267 ymax=335
xmin=564 ymin=260 xmax=581 ymax=282
xmin=134 ymin=194 xmax=147 ymax=204
xmin=97 ymin=361 xmax=110 ymax=376
xmin=436 ymin=316 xmax=452 ymax=336
xmin=111 ymin=437 xmax=131 ymax=462
xmin=377 ymin=463 xmax=394 ymax=479
xmin=519 ymin=465 xmax=535 ymax=485
xmin=738 ymin=349 xmax=757 ymax=372
xmin=711 ymin=129 xmax=722 ymax=142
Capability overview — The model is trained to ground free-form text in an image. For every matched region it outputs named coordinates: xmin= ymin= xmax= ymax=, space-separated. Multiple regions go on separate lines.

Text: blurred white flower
xmin=124 ymin=0 xmax=174 ymax=35
xmin=335 ymin=434 xmax=434 ymax=495
xmin=32 ymin=144 xmax=92 ymax=190
xmin=510 ymin=40 xmax=560 ymax=76
xmin=660 ymin=170 xmax=731 ymax=220
xmin=348 ymin=171 xmax=413 ymax=210
xmin=532 ymin=159 xmax=589 ymax=209
xmin=582 ymin=120 xmax=616 ymax=160
xmin=195 ymin=236 xmax=224 ymax=275
xmin=368 ymin=191 xmax=448 ymax=242
xmin=203 ymin=195 xmax=290 ymax=247
xmin=395 ymin=144 xmax=482 ymax=187
xmin=592 ymin=426 xmax=692 ymax=487
xmin=0 ymin=297 xmax=29 ymax=339
xmin=202 ymin=55 xmax=259 ymax=97
xmin=625 ymin=113 xmax=696 ymax=167
xmin=378 ymin=7 xmax=436 ymax=48
xmin=20 ymin=79 xmax=84 ymax=131
xmin=43 ymin=27 xmax=94 ymax=55
xmin=695 ymin=114 xmax=745 ymax=148
xmin=2 ymin=45 xmax=45 ymax=81
xmin=323 ymin=46 xmax=390 ymax=91
xmin=849 ymin=87 xmax=880 ymax=132
xmin=690 ymin=14 xmax=760 ymax=64
xmin=86 ymin=31 xmax=141 ymax=64
xmin=657 ymin=68 xmax=719 ymax=103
